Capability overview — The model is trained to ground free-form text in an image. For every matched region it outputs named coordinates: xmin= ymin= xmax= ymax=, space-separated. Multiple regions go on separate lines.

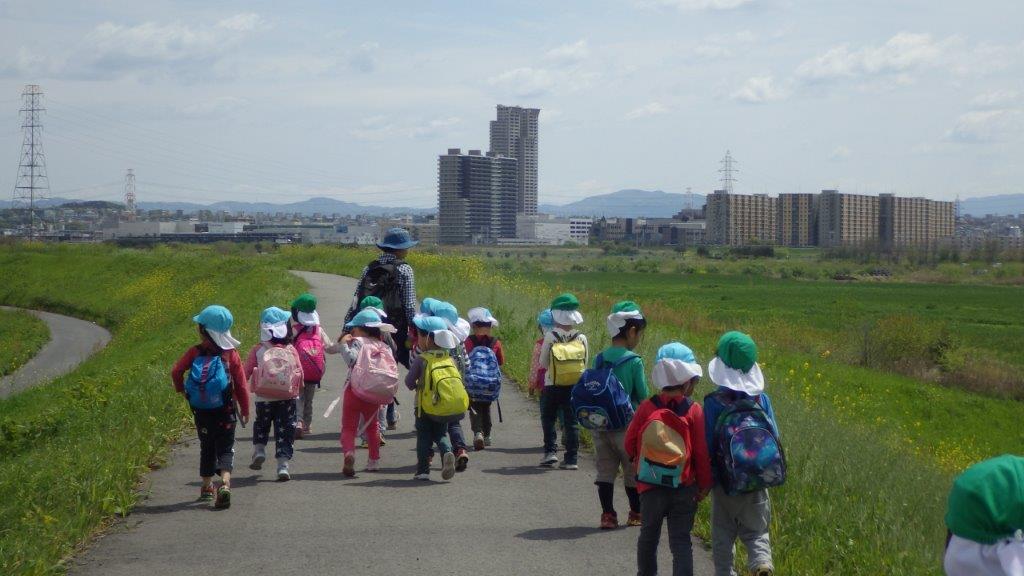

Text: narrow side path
xmin=0 ymin=305 xmax=111 ymax=399
xmin=71 ymin=271 xmax=710 ymax=576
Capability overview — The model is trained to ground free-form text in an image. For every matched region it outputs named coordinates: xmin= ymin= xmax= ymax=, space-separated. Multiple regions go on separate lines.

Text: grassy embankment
xmin=285 ymin=244 xmax=1024 ymax=575
xmin=0 ymin=308 xmax=50 ymax=378
xmin=0 ymin=244 xmax=304 ymax=574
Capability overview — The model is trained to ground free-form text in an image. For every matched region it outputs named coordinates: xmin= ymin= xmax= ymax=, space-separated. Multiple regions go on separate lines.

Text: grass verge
xmin=0 ymin=308 xmax=49 ymax=378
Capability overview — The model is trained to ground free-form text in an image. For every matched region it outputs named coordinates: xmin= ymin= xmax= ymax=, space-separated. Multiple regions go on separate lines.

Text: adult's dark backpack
xmin=360 ymin=259 xmax=405 ymax=327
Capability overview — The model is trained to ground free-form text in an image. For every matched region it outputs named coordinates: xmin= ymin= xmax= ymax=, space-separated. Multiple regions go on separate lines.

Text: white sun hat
xmin=468 ymin=307 xmax=499 ymax=326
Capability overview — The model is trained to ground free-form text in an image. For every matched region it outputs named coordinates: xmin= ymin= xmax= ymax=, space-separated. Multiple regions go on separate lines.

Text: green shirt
xmin=946 ymin=454 xmax=1024 ymax=544
xmin=596 ymin=346 xmax=649 ymax=409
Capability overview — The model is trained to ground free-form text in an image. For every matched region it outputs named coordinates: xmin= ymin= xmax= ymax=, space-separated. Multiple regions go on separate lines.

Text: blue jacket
xmin=703 ymin=386 xmax=780 ymax=485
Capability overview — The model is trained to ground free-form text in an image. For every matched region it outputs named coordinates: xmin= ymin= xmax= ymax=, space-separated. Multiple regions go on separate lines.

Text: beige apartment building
xmin=706 ymin=190 xmax=776 ymax=245
xmin=817 ymin=190 xmax=880 ymax=247
xmin=879 ymin=194 xmax=955 ymax=248
xmin=777 ymin=193 xmax=817 ymax=247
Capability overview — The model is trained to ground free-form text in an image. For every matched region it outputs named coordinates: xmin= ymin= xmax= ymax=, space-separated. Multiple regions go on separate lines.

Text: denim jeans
xmin=638 ymin=484 xmax=699 ymax=576
xmin=540 ymin=386 xmax=578 ymax=464
xmin=416 ymin=415 xmax=452 ymax=475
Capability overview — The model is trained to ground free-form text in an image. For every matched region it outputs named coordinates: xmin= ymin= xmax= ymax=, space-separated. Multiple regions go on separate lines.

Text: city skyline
xmin=1 ymin=1 xmax=1023 ymax=207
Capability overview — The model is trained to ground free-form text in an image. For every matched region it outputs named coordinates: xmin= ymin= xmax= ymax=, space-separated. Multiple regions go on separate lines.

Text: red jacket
xmin=171 ymin=342 xmax=250 ymax=418
xmin=463 ymin=335 xmax=505 ymax=365
xmin=625 ymin=393 xmax=712 ymax=494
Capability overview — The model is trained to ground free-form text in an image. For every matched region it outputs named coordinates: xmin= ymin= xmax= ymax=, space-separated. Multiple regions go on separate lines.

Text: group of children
xmin=527 ymin=293 xmax=783 ymax=576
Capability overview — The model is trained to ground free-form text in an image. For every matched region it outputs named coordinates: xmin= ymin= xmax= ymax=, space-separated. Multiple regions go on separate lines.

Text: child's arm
xmin=630 ymin=356 xmax=650 ymax=405
xmin=404 ymin=355 xmax=425 ymax=391
xmin=689 ymin=403 xmax=713 ymax=495
xmin=579 ymin=334 xmax=590 ymax=367
xmin=339 ymin=337 xmax=360 ymax=367
xmin=493 ymin=339 xmax=505 ymax=366
xmin=761 ymin=393 xmax=780 ymax=438
xmin=227 ymin=350 xmax=251 ymax=419
xmin=170 ymin=347 xmax=198 ymax=394
xmin=624 ymin=401 xmax=648 ymax=461
xmin=538 ymin=333 xmax=554 ymax=378
xmin=703 ymin=395 xmax=720 ymax=483
xmin=242 ymin=345 xmax=259 ymax=388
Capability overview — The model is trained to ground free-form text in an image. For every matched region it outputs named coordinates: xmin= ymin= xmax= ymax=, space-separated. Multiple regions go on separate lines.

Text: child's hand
xmin=340 ymin=334 xmax=354 ymax=344
xmin=240 ymin=414 xmax=250 ymax=427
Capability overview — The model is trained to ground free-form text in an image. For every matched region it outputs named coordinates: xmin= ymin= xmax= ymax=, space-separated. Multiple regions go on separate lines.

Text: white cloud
xmin=641 ymin=0 xmax=755 ymax=11
xmin=730 ymin=75 xmax=786 ymax=103
xmin=350 ymin=115 xmax=461 ymax=141
xmin=795 ymin=32 xmax=954 ymax=83
xmin=829 ymin=145 xmax=852 ymax=161
xmin=0 ymin=46 xmax=55 ymax=77
xmin=946 ymin=109 xmax=1024 ymax=143
xmin=488 ymin=67 xmax=557 ymax=98
xmin=217 ymin=13 xmax=264 ymax=32
xmin=409 ymin=116 xmax=461 ymax=139
xmin=544 ymin=40 xmax=590 ymax=66
xmin=349 ymin=42 xmax=379 ymax=73
xmin=971 ymin=89 xmax=1020 ymax=109
xmin=178 ymin=96 xmax=249 ymax=118
xmin=625 ymin=102 xmax=670 ymax=120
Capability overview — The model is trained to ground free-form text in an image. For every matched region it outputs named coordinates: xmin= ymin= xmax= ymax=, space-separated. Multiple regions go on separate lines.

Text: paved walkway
xmin=71 ymin=271 xmax=711 ymax=575
xmin=0 ymin=306 xmax=111 ymax=399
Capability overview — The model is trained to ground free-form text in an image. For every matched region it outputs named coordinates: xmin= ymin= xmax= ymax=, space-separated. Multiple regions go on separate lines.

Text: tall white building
xmin=489 ymin=105 xmax=539 ymax=217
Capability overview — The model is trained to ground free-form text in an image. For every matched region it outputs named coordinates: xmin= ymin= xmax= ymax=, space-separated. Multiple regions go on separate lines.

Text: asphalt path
xmin=0 ymin=306 xmax=111 ymax=399
xmin=71 ymin=271 xmax=711 ymax=575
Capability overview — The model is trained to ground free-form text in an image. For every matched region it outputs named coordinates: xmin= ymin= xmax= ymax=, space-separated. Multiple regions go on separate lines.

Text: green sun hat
xmin=359 ymin=296 xmax=383 ymax=310
xmin=946 ymin=454 xmax=1024 ymax=545
xmin=550 ymin=293 xmax=580 ymax=311
xmin=717 ymin=331 xmax=758 ymax=372
xmin=610 ymin=300 xmax=642 ymax=315
xmin=291 ymin=293 xmax=317 ymax=313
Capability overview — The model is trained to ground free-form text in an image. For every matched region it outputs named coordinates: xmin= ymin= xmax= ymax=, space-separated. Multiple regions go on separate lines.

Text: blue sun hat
xmin=537 ymin=308 xmax=555 ymax=332
xmin=377 ymin=227 xmax=418 ymax=250
xmin=193 ymin=305 xmax=241 ymax=350
xmin=652 ymin=342 xmax=703 ymax=391
xmin=259 ymin=306 xmax=291 ymax=342
xmin=413 ymin=314 xmax=459 ymax=349
xmin=345 ymin=309 xmax=397 ymax=333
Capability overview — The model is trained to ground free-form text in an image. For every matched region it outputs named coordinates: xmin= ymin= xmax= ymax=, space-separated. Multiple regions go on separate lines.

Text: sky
xmin=1 ymin=0 xmax=1022 ymax=208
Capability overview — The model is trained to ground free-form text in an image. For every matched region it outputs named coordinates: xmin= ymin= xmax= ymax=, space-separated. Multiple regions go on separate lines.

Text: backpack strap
xmin=651 ymin=394 xmax=692 ymax=417
xmin=608 ymin=352 xmax=639 ymax=369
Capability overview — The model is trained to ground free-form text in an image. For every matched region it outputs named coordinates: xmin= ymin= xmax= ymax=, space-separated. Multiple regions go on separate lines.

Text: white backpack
xmin=253 ymin=344 xmax=303 ymax=400
xmin=348 ymin=337 xmax=399 ymax=405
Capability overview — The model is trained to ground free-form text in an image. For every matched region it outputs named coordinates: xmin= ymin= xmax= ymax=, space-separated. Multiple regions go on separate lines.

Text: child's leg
xmin=612 ymin=430 xmax=641 ymax=513
xmin=365 ymin=404 xmax=382 ymax=461
xmin=301 ymin=382 xmax=317 ymax=429
xmin=557 ymin=389 xmax=579 ymax=464
xmin=479 ymin=401 xmax=493 ymax=437
xmin=272 ymin=400 xmax=296 ymax=461
xmin=415 ymin=416 xmax=433 ymax=474
xmin=432 ymin=419 xmax=452 ymax=454
xmin=711 ymin=486 xmax=741 ymax=576
xmin=637 ymin=488 xmax=668 ymax=576
xmin=213 ymin=413 xmax=236 ymax=485
xmin=377 ymin=404 xmax=386 ymax=434
xmin=593 ymin=432 xmax=618 ymax=513
xmin=736 ymin=489 xmax=773 ymax=574
xmin=340 ymin=387 xmax=361 ymax=455
xmin=666 ymin=485 xmax=699 ymax=576
xmin=539 ymin=387 xmax=559 ymax=453
xmin=252 ymin=401 xmax=271 ymax=448
xmin=386 ymin=400 xmax=397 ymax=426
xmin=194 ymin=410 xmax=216 ymax=483
xmin=447 ymin=420 xmax=467 ymax=452
xmin=469 ymin=401 xmax=484 ymax=435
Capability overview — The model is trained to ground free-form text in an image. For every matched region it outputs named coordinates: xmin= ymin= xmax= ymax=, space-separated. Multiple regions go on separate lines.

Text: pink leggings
xmin=340 ymin=385 xmax=381 ymax=460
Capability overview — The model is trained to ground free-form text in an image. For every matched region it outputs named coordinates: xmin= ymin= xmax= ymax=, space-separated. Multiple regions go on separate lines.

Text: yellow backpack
xmin=418 ymin=350 xmax=470 ymax=422
xmin=550 ymin=334 xmax=587 ymax=386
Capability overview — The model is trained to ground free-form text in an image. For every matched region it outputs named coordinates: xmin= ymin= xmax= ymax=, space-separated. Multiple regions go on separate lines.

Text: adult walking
xmin=344 ymin=227 xmax=419 ymax=369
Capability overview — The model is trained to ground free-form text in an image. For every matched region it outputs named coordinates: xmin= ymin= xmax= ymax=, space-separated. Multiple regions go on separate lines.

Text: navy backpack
xmin=571 ymin=353 xmax=637 ymax=432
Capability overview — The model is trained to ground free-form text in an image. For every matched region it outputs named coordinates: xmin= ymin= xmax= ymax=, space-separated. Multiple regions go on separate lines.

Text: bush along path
xmin=0 ymin=306 xmax=110 ymax=399
xmin=71 ymin=271 xmax=712 ymax=576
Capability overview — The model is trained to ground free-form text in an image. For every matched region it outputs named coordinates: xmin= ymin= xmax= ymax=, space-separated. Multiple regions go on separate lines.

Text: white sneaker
xmin=276 ymin=459 xmax=290 ymax=481
xmin=540 ymin=452 xmax=559 ymax=467
xmin=250 ymin=445 xmax=266 ymax=470
xmin=413 ymin=472 xmax=430 ymax=481
xmin=441 ymin=452 xmax=456 ymax=480
xmin=365 ymin=458 xmax=381 ymax=472
xmin=560 ymin=462 xmax=579 ymax=470
xmin=483 ymin=436 xmax=492 ymax=447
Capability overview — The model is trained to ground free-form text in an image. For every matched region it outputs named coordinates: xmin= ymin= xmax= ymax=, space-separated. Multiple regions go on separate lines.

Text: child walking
xmin=528 ymin=309 xmax=554 ymax=399
xmin=405 ymin=315 xmax=465 ymax=481
xmin=464 ymin=307 xmax=505 ymax=451
xmin=704 ymin=331 xmax=783 ymax=576
xmin=627 ymin=343 xmax=712 ymax=576
xmin=339 ymin=309 xmax=399 ymax=476
xmin=420 ymin=298 xmax=472 ymax=471
xmin=291 ymin=293 xmax=330 ymax=438
xmin=354 ymin=296 xmax=398 ymax=446
xmin=538 ymin=293 xmax=588 ymax=469
xmin=593 ymin=301 xmax=651 ymax=529
xmin=244 ymin=307 xmax=304 ymax=481
xmin=171 ymin=305 xmax=249 ymax=509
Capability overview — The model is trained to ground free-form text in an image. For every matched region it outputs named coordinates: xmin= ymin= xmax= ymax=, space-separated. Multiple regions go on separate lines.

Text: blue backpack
xmin=184 ymin=353 xmax=230 ymax=410
xmin=571 ymin=353 xmax=637 ymax=432
xmin=713 ymin=392 xmax=786 ymax=495
xmin=464 ymin=344 xmax=502 ymax=402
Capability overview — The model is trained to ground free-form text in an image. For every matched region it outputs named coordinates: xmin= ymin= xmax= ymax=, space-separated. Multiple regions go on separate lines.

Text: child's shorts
xmin=593 ymin=429 xmax=635 ymax=487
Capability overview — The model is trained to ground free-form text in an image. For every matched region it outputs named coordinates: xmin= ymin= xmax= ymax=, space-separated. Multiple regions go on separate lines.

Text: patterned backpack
xmin=464 ymin=344 xmax=502 ymax=402
xmin=348 ymin=337 xmax=400 ymax=405
xmin=294 ymin=326 xmax=326 ymax=382
xmin=252 ymin=344 xmax=304 ymax=400
xmin=712 ymin=392 xmax=786 ymax=495
xmin=571 ymin=353 xmax=636 ymax=432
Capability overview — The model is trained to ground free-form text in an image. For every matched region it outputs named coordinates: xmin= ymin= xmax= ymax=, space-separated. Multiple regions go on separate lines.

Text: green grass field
xmin=1 ymin=243 xmax=1020 ymax=575
xmin=0 ymin=309 xmax=49 ymax=378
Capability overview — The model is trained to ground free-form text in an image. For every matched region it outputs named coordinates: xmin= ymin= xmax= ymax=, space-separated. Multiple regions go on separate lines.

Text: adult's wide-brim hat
xmin=377 ymin=227 xmax=418 ymax=250
xmin=708 ymin=331 xmax=764 ymax=395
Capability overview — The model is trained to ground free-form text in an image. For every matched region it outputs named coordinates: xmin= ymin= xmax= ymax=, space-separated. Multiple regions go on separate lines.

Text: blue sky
xmin=1 ymin=0 xmax=1022 ymax=207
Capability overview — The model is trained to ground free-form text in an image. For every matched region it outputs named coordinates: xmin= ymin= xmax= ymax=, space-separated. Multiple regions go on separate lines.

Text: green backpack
xmin=418 ymin=351 xmax=470 ymax=422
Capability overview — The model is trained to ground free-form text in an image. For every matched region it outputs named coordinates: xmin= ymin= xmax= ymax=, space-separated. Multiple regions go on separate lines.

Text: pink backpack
xmin=294 ymin=326 xmax=326 ymax=382
xmin=253 ymin=344 xmax=303 ymax=400
xmin=348 ymin=337 xmax=399 ymax=405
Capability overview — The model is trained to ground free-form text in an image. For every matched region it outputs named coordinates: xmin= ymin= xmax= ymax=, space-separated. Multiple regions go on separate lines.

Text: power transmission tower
xmin=718 ymin=150 xmax=738 ymax=194
xmin=11 ymin=85 xmax=50 ymax=239
xmin=686 ymin=186 xmax=693 ymax=210
xmin=123 ymin=168 xmax=137 ymax=220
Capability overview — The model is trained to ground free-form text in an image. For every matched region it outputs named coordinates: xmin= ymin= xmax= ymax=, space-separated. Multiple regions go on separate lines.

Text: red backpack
xmin=294 ymin=326 xmax=326 ymax=382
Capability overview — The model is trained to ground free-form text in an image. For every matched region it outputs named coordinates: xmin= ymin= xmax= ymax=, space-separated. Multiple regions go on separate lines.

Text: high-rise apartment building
xmin=817 ymin=190 xmax=880 ymax=247
xmin=489 ymin=105 xmax=539 ymax=217
xmin=879 ymin=194 xmax=954 ymax=248
xmin=706 ymin=190 xmax=777 ymax=245
xmin=777 ymin=193 xmax=818 ymax=247
xmin=437 ymin=149 xmax=518 ymax=245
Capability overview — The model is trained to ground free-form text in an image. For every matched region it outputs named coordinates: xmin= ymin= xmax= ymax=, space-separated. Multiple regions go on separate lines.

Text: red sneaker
xmin=342 ymin=454 xmax=355 ymax=477
xmin=600 ymin=512 xmax=619 ymax=530
xmin=455 ymin=449 xmax=469 ymax=472
xmin=627 ymin=511 xmax=642 ymax=527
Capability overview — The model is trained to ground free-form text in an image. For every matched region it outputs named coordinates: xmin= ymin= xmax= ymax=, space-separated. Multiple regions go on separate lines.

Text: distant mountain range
xmin=959 ymin=194 xmax=1024 ymax=217
xmin=0 ymin=196 xmax=432 ymax=216
xmin=540 ymin=189 xmax=705 ymax=218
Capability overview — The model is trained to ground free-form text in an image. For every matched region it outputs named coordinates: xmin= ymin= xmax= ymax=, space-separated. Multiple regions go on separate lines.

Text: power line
xmin=11 ymin=85 xmax=50 ymax=239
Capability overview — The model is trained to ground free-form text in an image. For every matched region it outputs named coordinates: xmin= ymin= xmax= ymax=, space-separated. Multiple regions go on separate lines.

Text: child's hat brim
xmin=708 ymin=356 xmax=764 ymax=394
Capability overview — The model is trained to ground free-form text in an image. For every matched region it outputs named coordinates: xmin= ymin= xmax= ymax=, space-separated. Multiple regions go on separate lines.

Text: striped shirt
xmin=345 ymin=253 xmax=418 ymax=329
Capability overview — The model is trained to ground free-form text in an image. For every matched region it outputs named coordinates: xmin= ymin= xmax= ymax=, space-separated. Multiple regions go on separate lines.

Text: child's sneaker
xmin=413 ymin=472 xmax=430 ymax=481
xmin=455 ymin=449 xmax=469 ymax=472
xmin=379 ymin=435 xmax=387 ymax=447
xmin=627 ymin=511 xmax=642 ymax=527
xmin=365 ymin=459 xmax=381 ymax=472
xmin=483 ymin=435 xmax=492 ymax=447
xmin=540 ymin=452 xmax=559 ymax=467
xmin=600 ymin=512 xmax=618 ymax=530
xmin=751 ymin=566 xmax=774 ymax=576
xmin=277 ymin=460 xmax=290 ymax=482
xmin=473 ymin=432 xmax=485 ymax=451
xmin=343 ymin=453 xmax=356 ymax=477
xmin=214 ymin=485 xmax=231 ymax=509
xmin=295 ymin=427 xmax=305 ymax=440
xmin=199 ymin=485 xmax=216 ymax=502
xmin=560 ymin=461 xmax=579 ymax=470
xmin=249 ymin=445 xmax=266 ymax=470
xmin=359 ymin=438 xmax=368 ymax=449
xmin=441 ymin=452 xmax=456 ymax=480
